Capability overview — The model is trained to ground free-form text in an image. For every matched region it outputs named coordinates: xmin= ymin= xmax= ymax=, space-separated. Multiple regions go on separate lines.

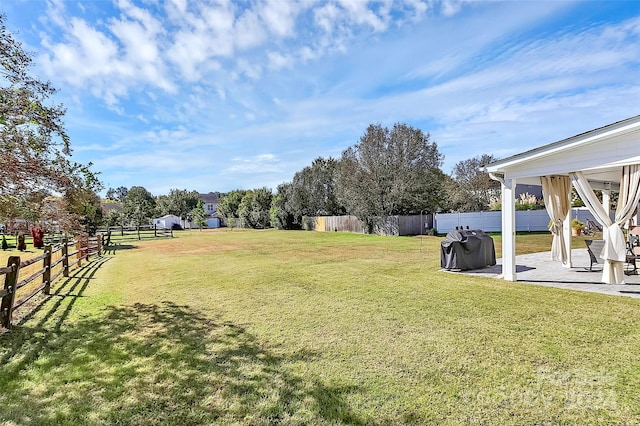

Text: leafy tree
xmin=62 ymin=162 xmax=104 ymax=234
xmin=41 ymin=196 xmax=75 ymax=232
xmin=155 ymin=189 xmax=200 ymax=222
xmin=238 ymin=188 xmax=272 ymax=229
xmin=14 ymin=190 xmax=49 ymax=226
xmin=103 ymin=207 xmax=122 ymax=227
xmin=105 ymin=186 xmax=128 ymax=202
xmin=191 ymin=200 xmax=207 ymax=230
xmin=439 ymin=175 xmax=468 ymax=213
xmin=0 ymin=195 xmax=21 ymax=233
xmin=444 ymin=153 xmax=500 ymax=212
xmin=0 ymin=15 xmax=103 ymax=232
xmin=337 ymin=123 xmax=444 ymax=232
xmin=120 ymin=186 xmax=156 ymax=227
xmin=270 ymin=183 xmax=299 ymax=230
xmin=218 ymin=190 xmax=247 ymax=220
xmin=288 ymin=157 xmax=344 ymax=220
xmin=0 ymin=14 xmax=73 ymax=198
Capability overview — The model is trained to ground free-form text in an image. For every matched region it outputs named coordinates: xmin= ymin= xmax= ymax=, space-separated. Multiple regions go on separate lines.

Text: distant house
xmin=199 ymin=192 xmax=221 ymax=228
xmin=100 ymin=200 xmax=121 ymax=215
xmin=200 ymin=192 xmax=219 ymax=215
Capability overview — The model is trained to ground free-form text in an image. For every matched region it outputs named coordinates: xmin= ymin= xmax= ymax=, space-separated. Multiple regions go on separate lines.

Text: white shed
xmin=153 ymin=214 xmax=182 ymax=229
xmin=484 ymin=115 xmax=640 ymax=285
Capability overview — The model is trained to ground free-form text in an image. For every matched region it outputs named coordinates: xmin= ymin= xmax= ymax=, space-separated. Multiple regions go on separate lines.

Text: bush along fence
xmin=0 ymin=235 xmax=102 ymax=329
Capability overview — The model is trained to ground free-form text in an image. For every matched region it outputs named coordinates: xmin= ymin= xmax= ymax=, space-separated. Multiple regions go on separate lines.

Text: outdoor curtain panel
xmin=570 ymin=165 xmax=640 ymax=284
xmin=541 ymin=175 xmax=571 ymax=264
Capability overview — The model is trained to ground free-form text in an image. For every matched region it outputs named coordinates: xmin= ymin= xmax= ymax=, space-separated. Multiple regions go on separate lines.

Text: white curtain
xmin=541 ymin=175 xmax=571 ymax=263
xmin=570 ymin=165 xmax=640 ymax=284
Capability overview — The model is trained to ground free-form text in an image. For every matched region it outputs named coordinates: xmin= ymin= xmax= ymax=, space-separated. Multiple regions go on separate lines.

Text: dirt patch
xmin=179 ymin=244 xmax=240 ymax=254
xmin=140 ymin=238 xmax=244 ymax=254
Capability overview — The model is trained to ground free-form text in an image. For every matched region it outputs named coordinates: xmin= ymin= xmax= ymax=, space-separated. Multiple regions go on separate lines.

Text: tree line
xmin=218 ymin=125 xmax=502 ymax=233
xmin=102 ymin=187 xmax=208 ymax=230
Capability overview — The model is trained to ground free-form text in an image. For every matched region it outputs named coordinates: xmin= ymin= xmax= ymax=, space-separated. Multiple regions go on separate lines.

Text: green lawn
xmin=1 ymin=229 xmax=638 ymax=425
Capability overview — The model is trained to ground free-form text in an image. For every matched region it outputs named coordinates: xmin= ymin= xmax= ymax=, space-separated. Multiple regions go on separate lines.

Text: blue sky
xmin=5 ymin=0 xmax=640 ymax=196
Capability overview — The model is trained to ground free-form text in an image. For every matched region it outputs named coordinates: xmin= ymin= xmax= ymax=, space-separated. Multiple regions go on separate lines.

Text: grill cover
xmin=440 ymin=229 xmax=496 ymax=270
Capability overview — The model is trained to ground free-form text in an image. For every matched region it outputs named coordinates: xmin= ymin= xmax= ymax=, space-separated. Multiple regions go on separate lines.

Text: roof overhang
xmin=484 ymin=115 xmax=640 ymax=188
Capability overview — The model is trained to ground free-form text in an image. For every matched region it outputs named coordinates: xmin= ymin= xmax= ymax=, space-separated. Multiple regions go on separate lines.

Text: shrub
xmin=301 ymin=216 xmax=315 ymax=231
xmin=571 ymin=218 xmax=585 ymax=230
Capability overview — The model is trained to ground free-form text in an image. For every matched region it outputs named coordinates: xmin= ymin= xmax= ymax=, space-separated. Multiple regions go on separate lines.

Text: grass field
xmin=1 ymin=229 xmax=638 ymax=425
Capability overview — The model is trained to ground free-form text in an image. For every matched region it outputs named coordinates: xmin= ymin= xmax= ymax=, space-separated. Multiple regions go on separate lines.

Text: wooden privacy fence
xmin=312 ymin=214 xmax=434 ymax=236
xmin=1 ymin=235 xmax=102 ymax=329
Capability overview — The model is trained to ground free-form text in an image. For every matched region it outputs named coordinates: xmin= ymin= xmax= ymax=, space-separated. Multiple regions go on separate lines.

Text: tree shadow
xmin=6 ymin=256 xmax=111 ymax=329
xmin=102 ymin=243 xmax=137 ymax=255
xmin=0 ymin=297 xmax=363 ymax=424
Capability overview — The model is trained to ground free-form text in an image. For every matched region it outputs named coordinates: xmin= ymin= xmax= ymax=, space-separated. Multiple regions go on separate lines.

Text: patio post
xmin=501 ymin=177 xmax=517 ymax=281
xmin=563 ymin=190 xmax=573 ymax=268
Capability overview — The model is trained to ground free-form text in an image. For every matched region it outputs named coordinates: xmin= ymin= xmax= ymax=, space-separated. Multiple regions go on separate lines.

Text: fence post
xmin=97 ymin=233 xmax=102 ymax=256
xmin=137 ymin=226 xmax=141 ymax=240
xmin=62 ymin=238 xmax=69 ymax=277
xmin=121 ymin=225 xmax=124 ymax=237
xmin=1 ymin=256 xmax=21 ymax=329
xmin=83 ymin=236 xmax=89 ymax=261
xmin=42 ymin=245 xmax=52 ymax=295
xmin=76 ymin=239 xmax=82 ymax=268
xmin=154 ymin=224 xmax=157 ymax=237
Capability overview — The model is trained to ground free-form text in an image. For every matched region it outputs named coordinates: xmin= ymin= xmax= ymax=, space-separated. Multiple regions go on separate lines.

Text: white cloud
xmin=36 ymin=0 xmax=442 ymax=108
xmin=228 ymin=153 xmax=281 ymax=173
xmin=235 ymin=58 xmax=263 ymax=80
xmin=167 ymin=2 xmax=236 ymax=81
xmin=259 ymin=0 xmax=301 ymax=38
xmin=18 ymin=0 xmax=639 ymax=194
xmin=338 ymin=0 xmax=391 ymax=32
xmin=313 ymin=3 xmax=341 ymax=33
xmin=234 ymin=9 xmax=267 ymax=49
xmin=440 ymin=0 xmax=465 ymax=17
xmin=267 ymin=51 xmax=293 ymax=70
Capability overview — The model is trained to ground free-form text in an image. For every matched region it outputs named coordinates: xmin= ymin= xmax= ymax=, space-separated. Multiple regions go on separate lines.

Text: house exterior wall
xmin=200 ymin=192 xmax=220 ymax=217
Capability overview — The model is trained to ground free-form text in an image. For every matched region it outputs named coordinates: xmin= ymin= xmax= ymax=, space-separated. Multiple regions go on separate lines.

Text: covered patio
xmin=460 ymin=248 xmax=640 ymax=299
xmin=484 ymin=115 xmax=640 ymax=287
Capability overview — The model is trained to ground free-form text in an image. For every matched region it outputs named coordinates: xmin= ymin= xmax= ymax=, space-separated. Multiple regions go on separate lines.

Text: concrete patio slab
xmin=447 ymin=248 xmax=640 ymax=299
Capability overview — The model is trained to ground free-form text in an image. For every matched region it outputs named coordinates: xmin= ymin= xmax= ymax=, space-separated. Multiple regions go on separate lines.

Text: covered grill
xmin=440 ymin=229 xmax=496 ymax=271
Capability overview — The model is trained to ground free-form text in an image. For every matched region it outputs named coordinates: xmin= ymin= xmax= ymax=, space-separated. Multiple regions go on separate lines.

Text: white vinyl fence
xmin=434 ymin=208 xmax=602 ymax=234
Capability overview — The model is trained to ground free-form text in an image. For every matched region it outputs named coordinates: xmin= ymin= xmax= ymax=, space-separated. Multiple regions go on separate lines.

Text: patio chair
xmin=625 ymin=233 xmax=640 ymax=275
xmin=585 ymin=239 xmax=605 ymax=271
xmin=583 ymin=220 xmax=601 ymax=237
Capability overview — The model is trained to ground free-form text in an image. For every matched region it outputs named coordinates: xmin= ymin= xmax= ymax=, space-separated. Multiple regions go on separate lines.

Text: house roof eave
xmin=483 ymin=114 xmax=640 ymax=174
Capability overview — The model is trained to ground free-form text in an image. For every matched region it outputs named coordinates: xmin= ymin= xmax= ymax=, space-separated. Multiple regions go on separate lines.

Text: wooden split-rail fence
xmin=0 ymin=235 xmax=102 ymax=329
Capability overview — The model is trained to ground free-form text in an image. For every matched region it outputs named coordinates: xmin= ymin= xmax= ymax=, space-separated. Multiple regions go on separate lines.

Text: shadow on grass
xmin=0 ymin=273 xmax=363 ymax=424
xmin=102 ymin=243 xmax=138 ymax=255
xmin=6 ymin=255 xmax=111 ymax=332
